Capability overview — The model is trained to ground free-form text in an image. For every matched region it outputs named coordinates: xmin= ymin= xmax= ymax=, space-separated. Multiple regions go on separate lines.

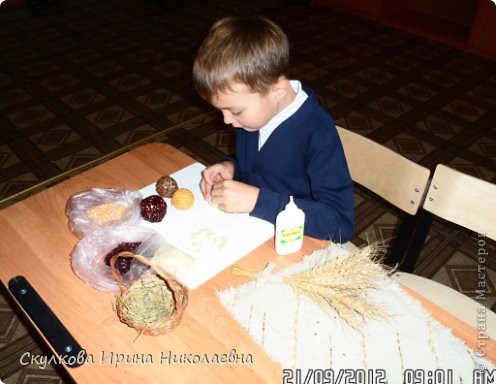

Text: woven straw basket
xmin=110 ymin=251 xmax=188 ymax=335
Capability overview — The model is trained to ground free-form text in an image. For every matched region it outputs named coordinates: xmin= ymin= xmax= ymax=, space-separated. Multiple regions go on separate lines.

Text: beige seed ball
xmin=171 ymin=188 xmax=195 ymax=210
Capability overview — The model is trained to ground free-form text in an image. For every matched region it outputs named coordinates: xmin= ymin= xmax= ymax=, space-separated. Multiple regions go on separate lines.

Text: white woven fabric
xmin=217 ymin=243 xmax=494 ymax=382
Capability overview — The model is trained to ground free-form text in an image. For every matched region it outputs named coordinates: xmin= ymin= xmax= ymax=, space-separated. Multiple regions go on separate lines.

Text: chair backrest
xmin=337 ymin=126 xmax=430 ymax=215
xmin=422 ymin=164 xmax=496 ymax=241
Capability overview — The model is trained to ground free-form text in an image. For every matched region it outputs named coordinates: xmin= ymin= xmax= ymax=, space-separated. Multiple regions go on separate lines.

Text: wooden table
xmin=0 ymin=143 xmax=328 ymax=383
xmin=0 ymin=143 xmax=494 ymax=383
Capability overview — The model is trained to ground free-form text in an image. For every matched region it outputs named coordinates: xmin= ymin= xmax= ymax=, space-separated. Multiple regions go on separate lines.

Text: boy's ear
xmin=270 ymin=76 xmax=291 ymax=102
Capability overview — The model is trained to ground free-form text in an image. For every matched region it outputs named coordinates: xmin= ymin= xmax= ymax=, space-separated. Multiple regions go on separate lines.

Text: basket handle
xmin=109 ymin=251 xmax=180 ymax=291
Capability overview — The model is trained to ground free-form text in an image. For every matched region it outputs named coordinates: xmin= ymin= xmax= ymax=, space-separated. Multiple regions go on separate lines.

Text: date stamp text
xmin=283 ymin=368 xmax=496 ymax=384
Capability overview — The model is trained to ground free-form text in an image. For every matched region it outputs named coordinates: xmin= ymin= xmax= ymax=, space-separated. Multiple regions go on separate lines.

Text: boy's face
xmin=211 ymin=82 xmax=280 ymax=132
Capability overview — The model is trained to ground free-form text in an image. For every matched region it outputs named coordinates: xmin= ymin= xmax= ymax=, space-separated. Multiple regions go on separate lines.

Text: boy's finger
xmin=200 ymin=179 xmax=211 ymax=198
xmin=213 ymin=174 xmax=224 ymax=184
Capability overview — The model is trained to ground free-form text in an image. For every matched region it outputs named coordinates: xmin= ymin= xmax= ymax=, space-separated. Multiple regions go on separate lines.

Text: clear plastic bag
xmin=66 ymin=188 xmax=142 ymax=238
xmin=71 ymin=225 xmax=159 ymax=292
xmin=139 ymin=234 xmax=198 ymax=285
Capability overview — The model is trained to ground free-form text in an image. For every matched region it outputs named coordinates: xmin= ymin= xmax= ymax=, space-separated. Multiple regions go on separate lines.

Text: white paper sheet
xmin=139 ymin=163 xmax=275 ymax=288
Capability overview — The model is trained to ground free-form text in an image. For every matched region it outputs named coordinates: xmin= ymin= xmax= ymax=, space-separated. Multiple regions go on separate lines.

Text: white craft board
xmin=139 ymin=163 xmax=275 ymax=289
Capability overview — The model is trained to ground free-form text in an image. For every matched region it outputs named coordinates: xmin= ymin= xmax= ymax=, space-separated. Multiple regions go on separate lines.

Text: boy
xmin=193 ymin=16 xmax=354 ymax=242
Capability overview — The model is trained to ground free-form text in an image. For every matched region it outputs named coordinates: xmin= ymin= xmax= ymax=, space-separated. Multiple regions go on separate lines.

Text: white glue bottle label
xmin=275 ymin=196 xmax=305 ymax=255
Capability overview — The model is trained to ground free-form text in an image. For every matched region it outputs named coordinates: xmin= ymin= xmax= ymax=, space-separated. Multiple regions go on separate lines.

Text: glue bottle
xmin=275 ymin=196 xmax=305 ymax=255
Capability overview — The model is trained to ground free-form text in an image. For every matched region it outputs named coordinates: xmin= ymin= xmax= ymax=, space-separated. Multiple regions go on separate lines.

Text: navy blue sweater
xmin=230 ymin=86 xmax=355 ymax=242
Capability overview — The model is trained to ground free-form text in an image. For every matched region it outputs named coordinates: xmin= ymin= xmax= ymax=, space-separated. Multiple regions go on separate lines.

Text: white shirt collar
xmin=258 ymin=80 xmax=308 ymax=150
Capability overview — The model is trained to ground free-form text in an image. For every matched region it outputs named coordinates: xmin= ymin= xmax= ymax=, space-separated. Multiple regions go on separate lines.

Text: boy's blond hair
xmin=193 ymin=16 xmax=289 ymax=102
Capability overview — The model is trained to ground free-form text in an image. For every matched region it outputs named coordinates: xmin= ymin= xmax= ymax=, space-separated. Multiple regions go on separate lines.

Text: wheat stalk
xmin=282 ymin=244 xmax=389 ymax=329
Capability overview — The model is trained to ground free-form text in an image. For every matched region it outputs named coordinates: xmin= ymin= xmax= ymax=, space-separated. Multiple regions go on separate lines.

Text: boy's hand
xmin=210 ymin=180 xmax=259 ymax=213
xmin=200 ymin=161 xmax=235 ymax=199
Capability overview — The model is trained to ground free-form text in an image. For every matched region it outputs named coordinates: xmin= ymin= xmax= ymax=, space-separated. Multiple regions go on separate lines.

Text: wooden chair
xmin=336 ymin=126 xmax=431 ymax=264
xmin=400 ymin=164 xmax=496 ymax=272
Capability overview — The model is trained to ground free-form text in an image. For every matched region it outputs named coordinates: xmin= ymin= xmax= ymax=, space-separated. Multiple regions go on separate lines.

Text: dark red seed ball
xmin=115 ymin=257 xmax=132 ymax=275
xmin=140 ymin=195 xmax=167 ymax=222
xmin=104 ymin=241 xmax=142 ymax=266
